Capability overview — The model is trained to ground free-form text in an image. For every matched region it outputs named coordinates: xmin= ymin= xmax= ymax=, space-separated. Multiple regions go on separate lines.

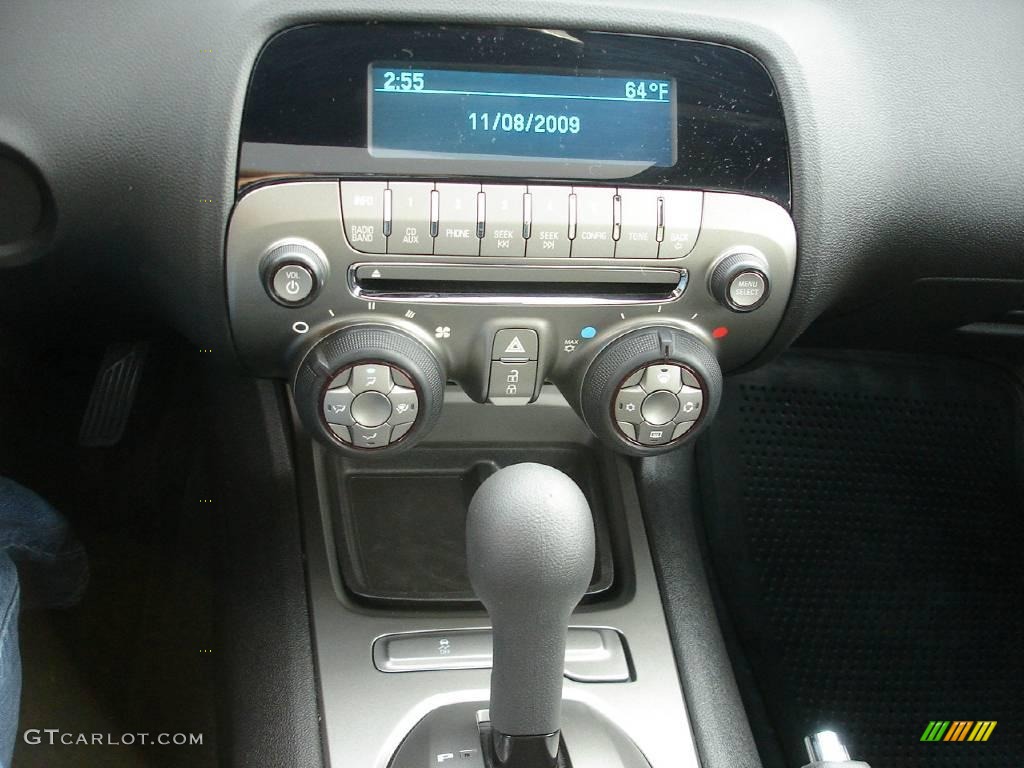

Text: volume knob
xmin=260 ymin=240 xmax=328 ymax=307
xmin=709 ymin=251 xmax=770 ymax=312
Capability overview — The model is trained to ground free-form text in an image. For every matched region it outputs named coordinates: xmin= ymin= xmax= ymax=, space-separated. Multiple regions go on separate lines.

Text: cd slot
xmin=350 ymin=263 xmax=687 ymax=306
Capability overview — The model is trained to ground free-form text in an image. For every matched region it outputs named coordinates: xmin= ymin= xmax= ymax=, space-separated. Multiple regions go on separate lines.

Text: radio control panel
xmin=340 ymin=181 xmax=702 ymax=260
xmin=226 ymin=178 xmax=795 ymax=393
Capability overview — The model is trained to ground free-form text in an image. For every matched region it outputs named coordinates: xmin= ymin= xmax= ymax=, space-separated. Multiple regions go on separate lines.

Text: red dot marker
xmin=712 ymin=326 xmax=729 ymax=339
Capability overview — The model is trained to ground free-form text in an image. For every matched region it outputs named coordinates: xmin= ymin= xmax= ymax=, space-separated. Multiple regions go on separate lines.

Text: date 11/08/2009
xmin=468 ymin=111 xmax=581 ymax=135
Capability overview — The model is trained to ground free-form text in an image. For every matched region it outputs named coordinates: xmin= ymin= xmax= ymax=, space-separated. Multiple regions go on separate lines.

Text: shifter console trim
xmin=372 ymin=627 xmax=630 ymax=682
xmin=298 ymin=389 xmax=701 ymax=768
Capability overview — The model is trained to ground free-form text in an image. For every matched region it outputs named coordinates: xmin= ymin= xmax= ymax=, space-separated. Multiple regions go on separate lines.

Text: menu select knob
xmin=709 ymin=251 xmax=770 ymax=312
xmin=261 ymin=240 xmax=328 ymax=307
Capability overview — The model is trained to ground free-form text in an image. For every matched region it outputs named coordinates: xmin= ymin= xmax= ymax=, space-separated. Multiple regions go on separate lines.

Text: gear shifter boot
xmin=466 ymin=463 xmax=596 ymax=754
xmin=389 ymin=463 xmax=651 ymax=768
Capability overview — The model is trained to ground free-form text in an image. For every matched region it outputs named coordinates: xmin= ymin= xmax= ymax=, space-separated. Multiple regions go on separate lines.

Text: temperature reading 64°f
xmin=625 ymin=81 xmax=670 ymax=101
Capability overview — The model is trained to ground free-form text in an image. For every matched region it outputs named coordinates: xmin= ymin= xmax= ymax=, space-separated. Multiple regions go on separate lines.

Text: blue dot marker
xmin=581 ymin=326 xmax=597 ymax=339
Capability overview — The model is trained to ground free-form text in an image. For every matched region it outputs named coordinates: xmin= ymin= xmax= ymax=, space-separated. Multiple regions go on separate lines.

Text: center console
xmin=225 ymin=21 xmax=794 ymax=768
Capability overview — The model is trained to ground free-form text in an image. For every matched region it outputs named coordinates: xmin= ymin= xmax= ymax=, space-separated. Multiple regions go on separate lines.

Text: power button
xmin=271 ymin=263 xmax=314 ymax=304
xmin=260 ymin=240 xmax=328 ymax=308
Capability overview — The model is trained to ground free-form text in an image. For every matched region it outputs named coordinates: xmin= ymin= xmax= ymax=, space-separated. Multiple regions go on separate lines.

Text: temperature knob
xmin=579 ymin=326 xmax=722 ymax=456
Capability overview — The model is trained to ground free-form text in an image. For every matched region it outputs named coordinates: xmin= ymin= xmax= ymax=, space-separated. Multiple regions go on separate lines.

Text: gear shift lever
xmin=466 ymin=463 xmax=596 ymax=767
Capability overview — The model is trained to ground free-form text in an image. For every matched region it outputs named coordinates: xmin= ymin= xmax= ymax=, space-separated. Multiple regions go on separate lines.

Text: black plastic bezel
xmin=239 ymin=23 xmax=790 ymax=207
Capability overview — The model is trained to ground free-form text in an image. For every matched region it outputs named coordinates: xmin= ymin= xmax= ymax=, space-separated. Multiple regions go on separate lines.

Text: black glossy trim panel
xmin=239 ymin=24 xmax=790 ymax=207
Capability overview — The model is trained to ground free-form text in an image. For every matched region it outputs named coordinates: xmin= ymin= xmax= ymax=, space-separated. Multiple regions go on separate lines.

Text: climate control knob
xmin=293 ymin=324 xmax=445 ymax=454
xmin=709 ymin=251 xmax=770 ymax=312
xmin=580 ymin=327 xmax=722 ymax=455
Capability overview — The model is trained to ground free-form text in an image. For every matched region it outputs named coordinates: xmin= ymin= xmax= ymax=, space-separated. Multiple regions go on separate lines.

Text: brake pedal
xmin=78 ymin=342 xmax=148 ymax=447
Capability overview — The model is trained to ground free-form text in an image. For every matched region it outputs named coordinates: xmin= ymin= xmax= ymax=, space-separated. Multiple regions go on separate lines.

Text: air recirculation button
xmin=322 ymin=364 xmax=420 ymax=448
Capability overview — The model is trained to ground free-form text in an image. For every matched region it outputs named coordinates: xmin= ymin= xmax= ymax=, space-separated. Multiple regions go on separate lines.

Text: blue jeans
xmin=0 ymin=478 xmax=88 ymax=768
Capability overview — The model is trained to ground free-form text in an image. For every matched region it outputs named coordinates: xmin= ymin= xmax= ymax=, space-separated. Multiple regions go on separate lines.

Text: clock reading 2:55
xmin=381 ymin=71 xmax=425 ymax=91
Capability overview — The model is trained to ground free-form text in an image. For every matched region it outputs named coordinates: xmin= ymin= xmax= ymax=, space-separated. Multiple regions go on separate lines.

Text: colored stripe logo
xmin=920 ymin=721 xmax=997 ymax=742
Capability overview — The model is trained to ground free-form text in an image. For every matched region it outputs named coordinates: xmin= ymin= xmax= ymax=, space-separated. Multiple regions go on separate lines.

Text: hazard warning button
xmin=492 ymin=329 xmax=539 ymax=362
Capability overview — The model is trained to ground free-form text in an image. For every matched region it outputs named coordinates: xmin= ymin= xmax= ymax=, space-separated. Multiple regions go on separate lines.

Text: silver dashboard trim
xmin=348 ymin=261 xmax=689 ymax=306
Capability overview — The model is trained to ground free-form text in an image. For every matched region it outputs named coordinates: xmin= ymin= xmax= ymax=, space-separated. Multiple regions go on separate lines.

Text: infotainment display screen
xmin=369 ymin=65 xmax=677 ymax=166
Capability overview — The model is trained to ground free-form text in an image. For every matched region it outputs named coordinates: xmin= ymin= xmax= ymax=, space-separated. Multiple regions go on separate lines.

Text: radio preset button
xmin=388 ymin=181 xmax=434 ymax=255
xmin=526 ymin=186 xmax=571 ymax=258
xmin=481 ymin=185 xmax=526 ymax=257
xmin=616 ymin=188 xmax=661 ymax=259
xmin=660 ymin=190 xmax=702 ymax=258
xmin=572 ymin=187 xmax=615 ymax=258
xmin=341 ymin=181 xmax=387 ymax=253
xmin=435 ymin=183 xmax=481 ymax=255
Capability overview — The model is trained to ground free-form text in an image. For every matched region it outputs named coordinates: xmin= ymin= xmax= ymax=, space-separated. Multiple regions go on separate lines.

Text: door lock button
xmin=488 ymin=361 xmax=537 ymax=405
